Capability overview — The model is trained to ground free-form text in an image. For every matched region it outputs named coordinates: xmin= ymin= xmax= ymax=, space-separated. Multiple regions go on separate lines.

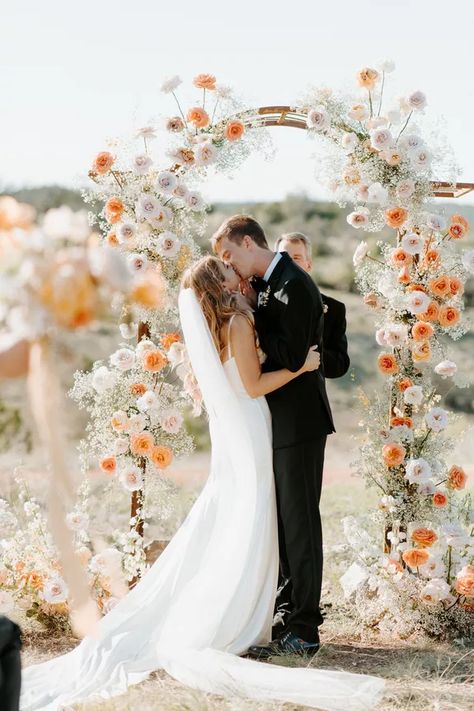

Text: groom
xmin=212 ymin=215 xmax=335 ymax=657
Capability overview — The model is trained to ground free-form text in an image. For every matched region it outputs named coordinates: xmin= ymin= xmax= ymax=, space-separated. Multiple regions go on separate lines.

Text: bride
xmin=21 ymin=256 xmax=384 ymax=710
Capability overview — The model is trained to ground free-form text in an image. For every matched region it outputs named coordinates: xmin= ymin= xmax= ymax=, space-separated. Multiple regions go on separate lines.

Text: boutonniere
xmin=323 ymin=303 xmax=329 ymax=314
xmin=258 ymin=285 xmax=271 ymax=308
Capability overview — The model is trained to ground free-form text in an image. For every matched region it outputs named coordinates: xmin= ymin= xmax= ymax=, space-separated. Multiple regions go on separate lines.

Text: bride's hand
xmin=302 ymin=345 xmax=320 ymax=373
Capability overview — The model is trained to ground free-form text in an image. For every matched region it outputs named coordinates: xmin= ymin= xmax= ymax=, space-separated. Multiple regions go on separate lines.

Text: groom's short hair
xmin=211 ymin=215 xmax=269 ymax=252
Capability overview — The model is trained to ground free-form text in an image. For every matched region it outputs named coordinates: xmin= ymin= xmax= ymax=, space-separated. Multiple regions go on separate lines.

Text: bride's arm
xmin=230 ymin=315 xmax=318 ymax=398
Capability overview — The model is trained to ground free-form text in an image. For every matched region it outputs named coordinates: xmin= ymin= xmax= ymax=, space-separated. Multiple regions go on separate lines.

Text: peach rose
xmin=130 ymin=432 xmax=154 ymax=456
xmin=107 ymin=230 xmax=119 ymax=246
xmin=447 ymin=465 xmax=467 ymax=490
xmin=411 ymin=340 xmax=431 ymax=362
xmin=166 ymin=116 xmax=185 ymax=132
xmin=448 ymin=277 xmax=464 ymax=297
xmin=391 ymin=416 xmax=413 ymax=428
xmin=451 ymin=214 xmax=468 ymax=230
xmin=402 ymin=548 xmax=430 ymax=568
xmin=142 ymin=349 xmax=167 ymax=373
xmin=160 ymin=332 xmax=181 ymax=351
xmin=398 ymin=377 xmax=413 ymax=391
xmin=187 ymin=107 xmax=210 ymax=128
xmin=129 ymin=383 xmax=147 ymax=396
xmin=455 ymin=565 xmax=474 ymax=598
xmin=105 ymin=197 xmax=124 ymax=224
xmin=423 ymin=249 xmax=440 ymax=268
xmin=225 ymin=120 xmax=245 ymax=141
xmin=100 ymin=456 xmax=117 ymax=475
xmin=385 ymin=207 xmax=408 ymax=229
xmin=406 ymin=283 xmax=426 ymax=293
xmin=417 ymin=300 xmax=439 ymax=322
xmin=93 ymin=151 xmax=115 ymax=175
xmin=131 ymin=272 xmax=167 ymax=310
xmin=449 ymin=223 xmax=466 ymax=240
xmin=384 ymin=558 xmax=403 ymax=574
xmin=364 ymin=292 xmax=380 ymax=309
xmin=378 ymin=353 xmax=399 ymax=375
xmin=193 ymin=73 xmax=217 ymax=90
xmin=411 ymin=527 xmax=438 ymax=547
xmin=398 ymin=266 xmax=411 ymax=284
xmin=438 ymin=305 xmax=460 ymax=328
xmin=429 ymin=275 xmax=450 ymax=298
xmin=356 ymin=67 xmax=379 ymax=89
xmin=150 ymin=445 xmax=174 ymax=469
xmin=390 ymin=248 xmax=412 ymax=267
xmin=382 ymin=442 xmax=406 ymax=468
xmin=412 ymin=321 xmax=434 ymax=341
xmin=432 ymin=492 xmax=448 ymax=508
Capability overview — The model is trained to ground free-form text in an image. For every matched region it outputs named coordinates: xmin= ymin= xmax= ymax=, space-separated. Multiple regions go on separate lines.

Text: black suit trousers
xmin=272 ymin=437 xmax=326 ymax=642
xmin=0 ymin=616 xmax=22 ymax=711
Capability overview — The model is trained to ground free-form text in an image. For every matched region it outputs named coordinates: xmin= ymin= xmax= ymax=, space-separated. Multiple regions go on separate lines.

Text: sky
xmin=2 ymin=0 xmax=474 ymax=204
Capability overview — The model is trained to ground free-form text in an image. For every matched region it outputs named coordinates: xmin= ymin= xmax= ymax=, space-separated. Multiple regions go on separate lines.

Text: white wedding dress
xmin=21 ymin=289 xmax=384 ymax=710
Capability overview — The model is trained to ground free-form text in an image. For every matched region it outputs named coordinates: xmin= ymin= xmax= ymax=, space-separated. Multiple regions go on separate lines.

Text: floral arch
xmin=72 ymin=67 xmax=474 ymax=636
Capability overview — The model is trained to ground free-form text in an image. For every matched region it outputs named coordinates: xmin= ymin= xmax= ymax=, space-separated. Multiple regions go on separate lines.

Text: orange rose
xmin=447 ymin=465 xmax=467 ymax=490
xmin=398 ymin=266 xmax=411 ymax=284
xmin=160 ymin=332 xmax=181 ymax=351
xmin=150 ymin=445 xmax=174 ymax=469
xmin=451 ymin=214 xmax=468 ymax=230
xmin=105 ymin=197 xmax=124 ymax=224
xmin=423 ymin=249 xmax=440 ymax=268
xmin=449 ymin=223 xmax=466 ymax=240
xmin=193 ymin=73 xmax=217 ymax=90
xmin=418 ymin=300 xmax=439 ymax=322
xmin=377 ymin=353 xmax=399 ymax=375
xmin=129 ymin=383 xmax=147 ymax=396
xmin=142 ymin=349 xmax=167 ymax=372
xmin=411 ymin=527 xmax=438 ymax=547
xmin=385 ymin=207 xmax=408 ymax=229
xmin=130 ymin=432 xmax=154 ymax=456
xmin=448 ymin=277 xmax=464 ymax=297
xmin=432 ymin=492 xmax=448 ymax=508
xmin=93 ymin=151 xmax=115 ymax=175
xmin=186 ymin=107 xmax=210 ymax=128
xmin=411 ymin=340 xmax=431 ymax=362
xmin=455 ymin=565 xmax=474 ymax=598
xmin=438 ymin=305 xmax=460 ymax=328
xmin=99 ymin=456 xmax=117 ymax=475
xmin=390 ymin=248 xmax=412 ymax=267
xmin=107 ymin=230 xmax=119 ymax=246
xmin=131 ymin=272 xmax=167 ymax=310
xmin=429 ymin=275 xmax=450 ymax=298
xmin=356 ymin=67 xmax=379 ymax=89
xmin=412 ymin=321 xmax=434 ymax=341
xmin=402 ymin=548 xmax=430 ymax=568
xmin=382 ymin=442 xmax=406 ymax=468
xmin=398 ymin=377 xmax=413 ymax=391
xmin=391 ymin=416 xmax=413 ymax=428
xmin=225 ymin=120 xmax=245 ymax=142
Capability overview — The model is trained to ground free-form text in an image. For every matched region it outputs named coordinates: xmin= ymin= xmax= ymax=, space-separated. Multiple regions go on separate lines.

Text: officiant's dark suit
xmin=320 ymin=293 xmax=350 ymax=379
xmin=253 ymin=251 xmax=335 ymax=642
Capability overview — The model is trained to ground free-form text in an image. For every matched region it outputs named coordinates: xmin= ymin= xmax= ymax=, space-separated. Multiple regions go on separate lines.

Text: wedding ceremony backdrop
xmin=1 ymin=64 xmax=473 ymax=642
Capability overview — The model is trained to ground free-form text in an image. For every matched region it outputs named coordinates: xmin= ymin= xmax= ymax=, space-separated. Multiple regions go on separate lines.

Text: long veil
xmin=21 ymin=288 xmax=384 ymax=711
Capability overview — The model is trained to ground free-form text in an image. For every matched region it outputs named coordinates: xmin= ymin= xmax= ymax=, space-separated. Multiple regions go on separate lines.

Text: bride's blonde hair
xmin=181 ymin=256 xmax=249 ymax=353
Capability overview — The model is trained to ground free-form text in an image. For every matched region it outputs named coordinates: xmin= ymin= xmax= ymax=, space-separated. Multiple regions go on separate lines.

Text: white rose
xmin=113 ymin=437 xmax=129 ymax=455
xmin=357 ymin=184 xmax=369 ymax=201
xmin=136 ymin=339 xmax=156 ymax=357
xmin=352 ymin=240 xmax=369 ymax=267
xmin=407 ymin=90 xmax=427 ymax=111
xmin=155 ymin=231 xmax=181 ymax=258
xmin=405 ymin=458 xmax=432 ymax=485
xmin=136 ymin=126 xmax=157 ymax=140
xmin=420 ymin=578 xmax=450 ymax=604
xmin=384 ymin=324 xmax=408 ymax=346
xmin=157 ymin=171 xmax=178 ymax=194
xmin=407 ymin=290 xmax=430 ymax=315
xmin=306 ymin=106 xmax=330 ymax=132
xmin=377 ymin=59 xmax=395 ymax=73
xmin=168 ymin=342 xmax=186 ymax=367
xmin=127 ymin=253 xmax=148 ymax=273
xmin=367 ymin=117 xmax=388 ymax=130
xmin=136 ymin=194 xmax=164 ymax=220
xmin=367 ymin=182 xmax=389 ymax=206
xmin=119 ymin=465 xmax=143 ymax=492
xmin=341 ymin=132 xmax=359 ymax=153
xmin=66 ymin=511 xmax=89 ymax=531
xmin=111 ymin=410 xmax=128 ymax=431
xmin=160 ymin=75 xmax=182 ymax=93
xmin=173 ymin=182 xmax=189 ymax=199
xmin=348 ymin=103 xmax=369 ymax=121
xmin=148 ymin=208 xmax=171 ymax=229
xmin=401 ymin=233 xmax=424 ymax=255
xmin=116 ymin=222 xmax=137 ymax=244
xmin=132 ymin=154 xmax=153 ymax=175
xmin=90 ymin=548 xmax=122 ymax=575
xmin=195 ymin=141 xmax=218 ymax=165
xmin=40 ymin=576 xmax=69 ymax=604
xmin=110 ymin=348 xmax=136 ymax=371
xmin=185 ymin=191 xmax=205 ymax=212
xmin=119 ymin=322 xmax=138 ymax=339
xmin=420 ymin=557 xmax=446 ymax=579
xmin=347 ymin=208 xmax=370 ymax=229
xmin=137 ymin=390 xmax=158 ymax=412
xmin=126 ymin=414 xmax=147 ymax=434
xmin=417 ymin=479 xmax=436 ymax=495
xmin=92 ymin=366 xmax=117 ymax=394
xmin=425 ymin=407 xmax=448 ymax=433
xmin=425 ymin=214 xmax=447 ymax=232
xmin=386 ymin=109 xmax=401 ymax=125
xmin=434 ymin=360 xmax=457 ymax=378
xmin=403 ymin=385 xmax=423 ymax=406
xmin=160 ymin=409 xmax=183 ymax=434
xmin=399 ymin=134 xmax=424 ymax=152
xmin=462 ymin=249 xmax=474 ymax=274
xmin=369 ymin=128 xmax=393 ymax=151
xmin=410 ymin=148 xmax=432 ymax=170
xmin=375 ymin=327 xmax=388 ymax=346
xmin=215 ymin=84 xmax=232 ymax=98
xmin=396 ymin=179 xmax=416 ymax=199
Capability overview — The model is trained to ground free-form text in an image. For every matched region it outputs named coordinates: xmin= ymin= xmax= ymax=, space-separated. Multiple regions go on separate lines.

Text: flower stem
xmin=396 ymin=111 xmax=413 ymax=143
xmin=377 ymin=72 xmax=385 ymax=116
xmin=172 ymin=91 xmax=188 ymax=128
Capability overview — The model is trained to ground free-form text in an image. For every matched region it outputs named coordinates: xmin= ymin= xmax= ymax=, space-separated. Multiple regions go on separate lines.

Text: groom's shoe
xmin=246 ymin=631 xmax=320 ymax=660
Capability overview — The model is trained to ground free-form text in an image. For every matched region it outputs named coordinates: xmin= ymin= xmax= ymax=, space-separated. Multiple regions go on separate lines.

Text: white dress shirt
xmin=262 ymin=252 xmax=282 ymax=282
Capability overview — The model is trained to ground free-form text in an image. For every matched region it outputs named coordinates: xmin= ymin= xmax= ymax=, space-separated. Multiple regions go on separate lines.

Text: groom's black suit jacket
xmin=253 ymin=252 xmax=335 ymax=449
